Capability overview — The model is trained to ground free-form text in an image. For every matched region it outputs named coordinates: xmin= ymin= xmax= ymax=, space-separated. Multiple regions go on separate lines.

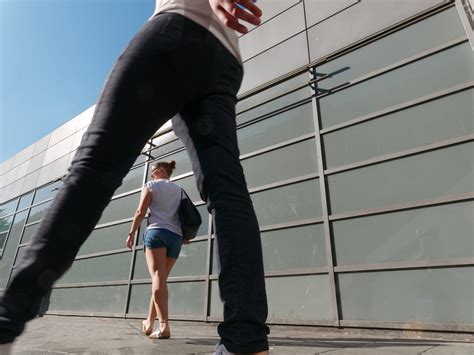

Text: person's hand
xmin=209 ymin=0 xmax=262 ymax=34
xmin=126 ymin=232 xmax=135 ymax=249
xmin=183 ymin=239 xmax=190 ymax=245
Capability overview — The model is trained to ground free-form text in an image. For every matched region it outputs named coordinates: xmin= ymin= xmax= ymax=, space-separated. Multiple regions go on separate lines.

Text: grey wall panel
xmin=266 ymin=275 xmax=333 ymax=320
xmin=2 ymin=180 xmax=23 ymax=203
xmin=323 ymin=90 xmax=474 ymax=169
xmin=333 ymin=201 xmax=474 ymax=265
xmin=11 ymin=145 xmax=34 ymax=170
xmin=338 ymin=266 xmax=474 ymax=323
xmin=328 ymin=142 xmax=474 ymax=214
xmin=242 ymin=139 xmax=318 ymax=189
xmin=240 ymin=3 xmax=306 ymax=61
xmin=305 ymin=0 xmax=359 ymax=27
xmin=238 ymin=0 xmax=301 ymax=34
xmin=27 ymin=151 xmax=46 ymax=175
xmin=0 ymin=158 xmax=14 ymax=176
xmin=36 ymin=154 xmax=70 ymax=188
xmin=20 ymin=171 xmax=40 ymax=195
xmin=6 ymin=160 xmax=29 ymax=186
xmin=237 ymin=73 xmax=309 ymax=113
xmin=49 ymin=286 xmax=128 ymax=314
xmin=307 ymin=0 xmax=447 ymax=62
xmin=33 ymin=134 xmax=51 ymax=156
xmin=239 ymin=32 xmax=309 ymax=94
xmin=319 ymin=42 xmax=473 ymax=129
xmin=59 ymin=253 xmax=132 ymax=284
xmin=98 ymin=193 xmax=139 ymax=226
xmin=262 ymin=224 xmax=327 ymax=271
xmin=317 ymin=7 xmax=466 ymax=89
xmin=48 ymin=116 xmax=79 ymax=148
xmin=43 ymin=135 xmax=75 ymax=166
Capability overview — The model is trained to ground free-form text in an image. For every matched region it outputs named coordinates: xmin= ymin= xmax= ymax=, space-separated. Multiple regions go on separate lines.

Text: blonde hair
xmin=151 ymin=160 xmax=176 ymax=178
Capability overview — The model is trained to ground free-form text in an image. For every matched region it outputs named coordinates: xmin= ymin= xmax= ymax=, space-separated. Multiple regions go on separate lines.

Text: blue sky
xmin=0 ymin=0 xmax=154 ymax=163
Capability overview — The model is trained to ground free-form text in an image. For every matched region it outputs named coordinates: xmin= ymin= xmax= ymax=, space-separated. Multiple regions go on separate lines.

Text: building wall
xmin=0 ymin=0 xmax=472 ymax=331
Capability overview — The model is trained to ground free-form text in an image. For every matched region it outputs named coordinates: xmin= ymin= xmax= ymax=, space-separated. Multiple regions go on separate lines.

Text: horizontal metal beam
xmin=75 ymin=248 xmax=131 ymax=261
xmin=259 ymin=217 xmax=325 ymax=233
xmin=53 ymin=280 xmax=129 ymax=289
xmin=325 ymin=134 xmax=474 ymax=175
xmin=335 ymin=257 xmax=474 ymax=273
xmin=248 ymin=172 xmax=319 ymax=195
xmin=329 ymin=192 xmax=474 ymax=221
xmin=339 ymin=320 xmax=474 ymax=333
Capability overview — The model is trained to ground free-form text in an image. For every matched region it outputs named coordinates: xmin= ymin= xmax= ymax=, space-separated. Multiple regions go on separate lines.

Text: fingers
xmin=238 ymin=0 xmax=262 ymax=17
xmin=210 ymin=0 xmax=262 ymax=34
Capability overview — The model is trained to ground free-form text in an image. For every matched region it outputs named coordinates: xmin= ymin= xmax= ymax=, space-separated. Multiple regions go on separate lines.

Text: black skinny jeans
xmin=0 ymin=13 xmax=269 ymax=353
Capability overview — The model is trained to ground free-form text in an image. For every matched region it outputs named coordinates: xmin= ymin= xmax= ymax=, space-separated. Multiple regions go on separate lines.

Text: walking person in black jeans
xmin=0 ymin=1 xmax=269 ymax=354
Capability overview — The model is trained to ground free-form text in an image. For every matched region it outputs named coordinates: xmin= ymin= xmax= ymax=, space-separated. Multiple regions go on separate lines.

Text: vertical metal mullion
xmin=203 ymin=213 xmax=213 ymax=321
xmin=308 ymin=71 xmax=341 ymax=326
xmin=123 ymin=153 xmax=151 ymax=318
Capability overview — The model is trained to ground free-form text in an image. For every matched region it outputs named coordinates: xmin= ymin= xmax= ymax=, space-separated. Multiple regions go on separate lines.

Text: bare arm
xmin=126 ymin=186 xmax=152 ymax=249
xmin=209 ymin=0 xmax=262 ymax=34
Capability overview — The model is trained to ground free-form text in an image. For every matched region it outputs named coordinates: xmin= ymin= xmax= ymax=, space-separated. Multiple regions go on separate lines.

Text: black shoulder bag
xmin=179 ymin=189 xmax=202 ymax=240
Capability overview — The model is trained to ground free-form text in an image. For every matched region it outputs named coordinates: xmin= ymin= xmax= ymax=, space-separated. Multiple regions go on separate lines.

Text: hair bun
xmin=169 ymin=160 xmax=176 ymax=169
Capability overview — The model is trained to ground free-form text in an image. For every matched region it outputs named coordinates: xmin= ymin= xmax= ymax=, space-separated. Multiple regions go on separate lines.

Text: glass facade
xmin=0 ymin=1 xmax=472 ymax=332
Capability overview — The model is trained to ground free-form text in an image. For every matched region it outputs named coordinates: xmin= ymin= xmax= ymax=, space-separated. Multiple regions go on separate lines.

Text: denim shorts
xmin=143 ymin=228 xmax=183 ymax=259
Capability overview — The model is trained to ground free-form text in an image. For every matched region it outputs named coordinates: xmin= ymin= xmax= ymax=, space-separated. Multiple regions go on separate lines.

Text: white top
xmin=152 ymin=0 xmax=242 ymax=62
xmin=146 ymin=179 xmax=183 ymax=236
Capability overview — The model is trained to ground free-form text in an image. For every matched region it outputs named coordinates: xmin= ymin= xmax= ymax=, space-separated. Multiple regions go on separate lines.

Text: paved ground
xmin=4 ymin=316 xmax=473 ymax=354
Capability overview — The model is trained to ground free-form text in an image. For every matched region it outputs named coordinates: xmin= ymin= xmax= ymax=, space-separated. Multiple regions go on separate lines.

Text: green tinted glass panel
xmin=21 ymin=222 xmax=40 ymax=244
xmin=17 ymin=192 xmax=34 ymax=211
xmin=195 ymin=204 xmax=209 ymax=238
xmin=27 ymin=201 xmax=52 ymax=224
xmin=0 ymin=233 xmax=7 ymax=249
xmin=237 ymin=103 xmax=315 ymax=155
xmin=128 ymin=282 xmax=205 ymax=316
xmin=114 ymin=165 xmax=145 ymax=196
xmin=78 ymin=222 xmax=132 ymax=256
xmin=174 ymin=176 xmax=201 ymax=202
xmin=150 ymin=140 xmax=183 ymax=159
xmin=148 ymin=150 xmax=192 ymax=178
xmin=262 ymin=224 xmax=327 ymax=271
xmin=136 ymin=219 xmax=148 ymax=247
xmin=333 ymin=201 xmax=474 ymax=265
xmin=15 ymin=246 xmax=27 ymax=266
xmin=319 ymin=43 xmax=474 ymax=129
xmin=237 ymin=73 xmax=308 ymax=114
xmin=323 ymin=90 xmax=474 ymax=169
xmin=338 ymin=267 xmax=474 ymax=323
xmin=237 ymin=86 xmax=312 ymax=126
xmin=133 ymin=154 xmax=147 ymax=167
xmin=170 ymin=240 xmax=208 ymax=277
xmin=134 ymin=240 xmax=208 ymax=279
xmin=242 ymin=139 xmax=318 ymax=189
xmin=0 ymin=215 xmax=13 ymax=233
xmin=98 ymin=193 xmax=140 ymax=225
xmin=210 ymin=280 xmax=221 ymax=317
xmin=49 ymin=285 xmax=127 ymax=314
xmin=0 ymin=199 xmax=18 ymax=219
xmin=133 ymin=251 xmax=149 ymax=280
xmin=251 ymin=179 xmax=322 ymax=227
xmin=328 ymin=143 xmax=474 ymax=214
xmin=0 ymin=211 xmax=28 ymax=289
xmin=318 ymin=7 xmax=466 ymax=89
xmin=211 ymin=275 xmax=332 ymax=320
xmin=33 ymin=180 xmax=63 ymax=204
xmin=58 ymin=252 xmax=132 ymax=284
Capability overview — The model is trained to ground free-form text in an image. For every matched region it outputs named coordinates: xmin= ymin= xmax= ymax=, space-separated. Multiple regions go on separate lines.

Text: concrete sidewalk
xmin=7 ymin=316 xmax=474 ymax=354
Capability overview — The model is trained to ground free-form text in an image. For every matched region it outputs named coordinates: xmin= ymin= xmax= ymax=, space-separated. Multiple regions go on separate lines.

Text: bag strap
xmin=181 ymin=188 xmax=190 ymax=200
